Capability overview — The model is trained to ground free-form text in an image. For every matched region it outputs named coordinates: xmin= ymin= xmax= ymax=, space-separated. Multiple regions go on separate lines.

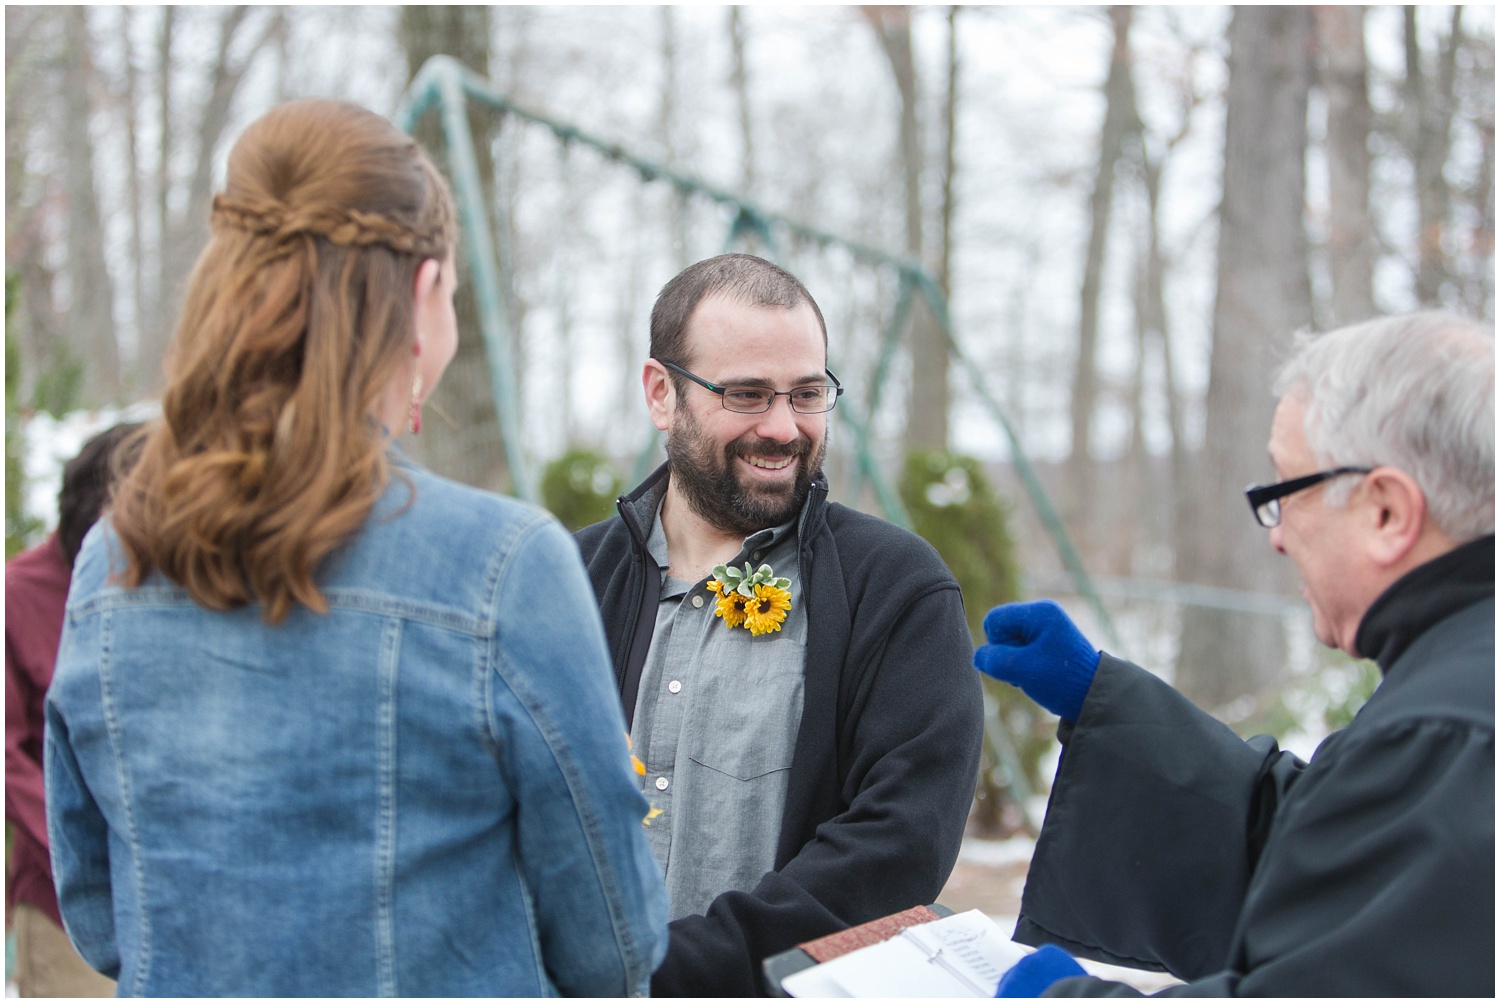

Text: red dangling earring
xmin=407 ymin=340 xmax=424 ymax=435
xmin=408 ymin=371 xmax=424 ymax=435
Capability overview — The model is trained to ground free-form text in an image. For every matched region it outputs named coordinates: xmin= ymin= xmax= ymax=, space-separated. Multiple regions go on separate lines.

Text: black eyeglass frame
xmin=655 ymin=358 xmax=845 ymax=414
xmin=1244 ymin=466 xmax=1375 ymax=528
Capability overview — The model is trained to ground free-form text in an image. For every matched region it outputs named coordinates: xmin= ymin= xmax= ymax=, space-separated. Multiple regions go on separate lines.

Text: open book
xmin=780 ymin=909 xmax=1030 ymax=997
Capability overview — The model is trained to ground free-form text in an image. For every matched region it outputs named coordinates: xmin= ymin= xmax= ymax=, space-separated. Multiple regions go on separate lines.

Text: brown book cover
xmin=797 ymin=904 xmax=942 ymax=963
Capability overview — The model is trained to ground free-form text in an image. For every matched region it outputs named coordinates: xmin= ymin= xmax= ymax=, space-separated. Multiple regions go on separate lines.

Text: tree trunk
xmin=729 ymin=6 xmax=755 ymax=196
xmin=399 ymin=5 xmax=512 ymax=493
xmin=659 ymin=8 xmax=691 ymax=271
xmin=1066 ymin=6 xmax=1137 ymax=536
xmin=1140 ymin=151 xmax=1188 ymax=569
xmin=1404 ymin=5 xmax=1462 ymax=307
xmin=864 ymin=6 xmax=949 ymax=452
xmin=1175 ymin=6 xmax=1313 ymax=713
xmin=62 ymin=6 xmax=119 ymax=406
xmin=5 ymin=8 xmax=59 ymax=400
xmin=118 ymin=6 xmax=150 ymax=396
xmin=937 ymin=6 xmax=959 ymax=301
xmin=1316 ymin=5 xmax=1375 ymax=326
xmin=178 ymin=8 xmax=279 ymax=303
xmin=154 ymin=6 xmax=173 ymax=360
xmin=1467 ymin=46 xmax=1494 ymax=316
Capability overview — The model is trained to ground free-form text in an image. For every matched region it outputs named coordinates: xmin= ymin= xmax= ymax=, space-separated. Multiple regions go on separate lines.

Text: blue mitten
xmin=994 ymin=944 xmax=1087 ymax=997
xmin=973 ymin=600 xmax=1100 ymax=722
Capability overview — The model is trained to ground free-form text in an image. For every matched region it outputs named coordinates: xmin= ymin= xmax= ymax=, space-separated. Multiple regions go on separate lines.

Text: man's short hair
xmin=1273 ymin=311 xmax=1494 ymax=542
xmin=649 ymin=253 xmax=828 ymax=372
xmin=58 ymin=422 xmax=144 ymax=567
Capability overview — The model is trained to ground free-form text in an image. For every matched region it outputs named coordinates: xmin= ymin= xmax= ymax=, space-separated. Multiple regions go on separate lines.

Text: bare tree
xmin=729 ymin=7 xmax=755 ymax=196
xmin=1316 ymin=6 xmax=1376 ymax=326
xmin=399 ymin=5 xmax=512 ymax=493
xmin=153 ymin=5 xmax=173 ymax=368
xmin=1403 ymin=5 xmax=1463 ymax=307
xmin=863 ymin=5 xmax=950 ymax=453
xmin=62 ymin=6 xmax=119 ymax=406
xmin=937 ymin=6 xmax=960 ymax=325
xmin=1066 ymin=6 xmax=1138 ymax=537
xmin=1135 ymin=138 xmax=1190 ymax=569
xmin=116 ymin=7 xmax=150 ymax=395
xmin=659 ymin=7 xmax=691 ymax=272
xmin=6 ymin=7 xmax=65 ymax=402
xmin=1458 ymin=27 xmax=1495 ymax=316
xmin=176 ymin=9 xmax=282 ymax=286
xmin=1175 ymin=7 xmax=1314 ymax=712
xmin=135 ymin=7 xmax=280 ymax=396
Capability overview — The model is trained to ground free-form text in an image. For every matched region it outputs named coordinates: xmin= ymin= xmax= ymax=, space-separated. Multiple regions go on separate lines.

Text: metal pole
xmin=403 ymin=56 xmax=536 ymax=502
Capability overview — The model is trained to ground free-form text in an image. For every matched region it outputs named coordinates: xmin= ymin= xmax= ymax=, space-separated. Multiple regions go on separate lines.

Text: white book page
xmin=903 ymin=909 xmax=1031 ymax=993
xmin=781 ymin=910 xmax=1029 ymax=998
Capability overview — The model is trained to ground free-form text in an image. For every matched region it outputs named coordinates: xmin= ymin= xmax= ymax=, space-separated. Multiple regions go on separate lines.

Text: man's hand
xmin=973 ymin=600 xmax=1101 ymax=723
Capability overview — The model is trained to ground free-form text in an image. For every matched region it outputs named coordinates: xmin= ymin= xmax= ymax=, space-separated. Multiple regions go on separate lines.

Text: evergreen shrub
xmin=541 ymin=448 xmax=622 ymax=532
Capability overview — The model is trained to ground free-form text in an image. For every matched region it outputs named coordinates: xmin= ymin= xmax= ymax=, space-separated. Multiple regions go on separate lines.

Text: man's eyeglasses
xmin=1244 ymin=467 xmax=1374 ymax=528
xmin=657 ymin=359 xmax=844 ymax=414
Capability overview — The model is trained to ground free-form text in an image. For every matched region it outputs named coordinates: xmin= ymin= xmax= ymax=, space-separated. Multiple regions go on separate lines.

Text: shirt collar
xmin=1354 ymin=534 xmax=1495 ymax=671
xmin=646 ymin=491 xmax=799 ymax=580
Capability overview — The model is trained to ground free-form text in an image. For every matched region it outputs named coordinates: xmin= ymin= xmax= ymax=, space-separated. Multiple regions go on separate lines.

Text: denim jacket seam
xmin=480 ymin=508 xmax=634 ymax=992
xmin=96 ymin=609 xmax=153 ymax=994
xmin=513 ymin=869 xmax=549 ymax=994
xmin=490 ymin=654 xmax=639 ymax=989
xmin=70 ymin=588 xmax=488 ymax=636
xmin=476 ymin=509 xmax=553 ymax=754
xmin=477 ymin=508 xmax=553 ymax=628
xmin=373 ymin=619 xmax=401 ymax=996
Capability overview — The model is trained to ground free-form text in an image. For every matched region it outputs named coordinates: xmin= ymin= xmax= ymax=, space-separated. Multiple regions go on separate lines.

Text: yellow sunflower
xmin=711 ymin=582 xmax=750 ymax=629
xmin=626 ymin=733 xmax=646 ymax=776
xmin=744 ymin=583 xmax=792 ymax=636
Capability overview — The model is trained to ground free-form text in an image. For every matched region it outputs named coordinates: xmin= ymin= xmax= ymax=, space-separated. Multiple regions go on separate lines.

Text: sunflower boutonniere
xmin=707 ymin=562 xmax=792 ymax=636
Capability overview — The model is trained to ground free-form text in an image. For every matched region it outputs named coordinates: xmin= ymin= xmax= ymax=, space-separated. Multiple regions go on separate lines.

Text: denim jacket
xmin=45 ymin=456 xmax=668 ymax=996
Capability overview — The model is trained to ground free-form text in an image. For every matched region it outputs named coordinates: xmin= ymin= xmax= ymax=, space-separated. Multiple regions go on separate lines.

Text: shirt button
xmin=655 ymin=776 xmax=670 ymax=791
xmin=691 ymin=595 xmax=704 ymax=608
xmin=668 ymin=680 xmax=682 ymax=694
xmin=753 ymin=551 xmax=762 ymax=560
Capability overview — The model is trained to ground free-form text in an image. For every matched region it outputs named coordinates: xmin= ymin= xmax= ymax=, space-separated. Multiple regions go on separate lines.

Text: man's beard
xmin=665 ymin=404 xmax=827 ymax=538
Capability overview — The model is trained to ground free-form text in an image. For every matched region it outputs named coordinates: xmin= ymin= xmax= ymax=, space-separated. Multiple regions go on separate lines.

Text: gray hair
xmin=1273 ymin=311 xmax=1494 ymax=542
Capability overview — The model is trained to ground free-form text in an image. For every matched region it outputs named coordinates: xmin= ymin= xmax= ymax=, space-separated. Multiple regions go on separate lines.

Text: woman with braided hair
xmin=43 ymin=98 xmax=667 ymax=996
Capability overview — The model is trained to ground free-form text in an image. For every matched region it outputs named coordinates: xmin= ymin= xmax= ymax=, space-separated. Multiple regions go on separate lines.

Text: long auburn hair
xmin=111 ymin=99 xmax=455 ymax=624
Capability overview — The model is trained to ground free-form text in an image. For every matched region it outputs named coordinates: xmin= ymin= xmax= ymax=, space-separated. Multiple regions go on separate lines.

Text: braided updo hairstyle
xmin=111 ymin=99 xmax=456 ymax=624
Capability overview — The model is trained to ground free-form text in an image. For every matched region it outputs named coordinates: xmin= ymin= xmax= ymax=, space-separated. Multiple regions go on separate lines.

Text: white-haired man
xmin=976 ymin=312 xmax=1493 ymax=996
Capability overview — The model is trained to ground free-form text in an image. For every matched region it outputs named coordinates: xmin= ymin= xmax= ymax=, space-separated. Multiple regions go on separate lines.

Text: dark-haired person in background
xmin=6 ymin=421 xmax=139 ymax=997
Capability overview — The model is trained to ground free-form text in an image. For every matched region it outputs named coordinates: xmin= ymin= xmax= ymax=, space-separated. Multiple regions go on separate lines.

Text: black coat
xmin=1017 ymin=536 xmax=1495 ymax=996
xmin=575 ymin=465 xmax=984 ymax=996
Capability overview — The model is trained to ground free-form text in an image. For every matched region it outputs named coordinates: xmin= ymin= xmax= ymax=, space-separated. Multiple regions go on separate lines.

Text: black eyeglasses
xmin=656 ymin=359 xmax=844 ymax=414
xmin=1244 ymin=467 xmax=1374 ymax=528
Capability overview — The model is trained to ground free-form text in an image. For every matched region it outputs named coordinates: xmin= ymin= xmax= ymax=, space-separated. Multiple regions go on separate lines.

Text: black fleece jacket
xmin=574 ymin=464 xmax=984 ymax=996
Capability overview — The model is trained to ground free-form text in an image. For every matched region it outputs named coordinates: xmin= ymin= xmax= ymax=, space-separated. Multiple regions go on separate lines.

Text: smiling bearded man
xmin=664 ymin=366 xmax=828 ymax=538
xmin=574 ymin=253 xmax=983 ymax=997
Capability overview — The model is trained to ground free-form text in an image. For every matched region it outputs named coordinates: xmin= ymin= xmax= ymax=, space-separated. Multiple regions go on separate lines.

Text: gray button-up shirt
xmin=629 ymin=503 xmax=806 ymax=921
